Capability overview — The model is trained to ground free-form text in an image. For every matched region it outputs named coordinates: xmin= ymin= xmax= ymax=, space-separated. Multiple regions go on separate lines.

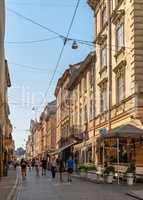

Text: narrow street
xmin=17 ymin=171 xmax=134 ymax=200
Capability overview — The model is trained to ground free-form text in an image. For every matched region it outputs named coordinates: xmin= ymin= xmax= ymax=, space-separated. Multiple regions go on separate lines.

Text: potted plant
xmin=104 ymin=166 xmax=115 ymax=183
xmin=126 ymin=163 xmax=135 ymax=186
xmin=86 ymin=164 xmax=97 ymax=180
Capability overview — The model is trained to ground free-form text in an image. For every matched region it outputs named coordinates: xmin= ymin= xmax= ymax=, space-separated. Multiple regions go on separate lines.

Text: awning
xmin=58 ymin=141 xmax=77 ymax=153
xmin=50 ymin=141 xmax=77 ymax=155
xmin=103 ymin=124 xmax=143 ymax=139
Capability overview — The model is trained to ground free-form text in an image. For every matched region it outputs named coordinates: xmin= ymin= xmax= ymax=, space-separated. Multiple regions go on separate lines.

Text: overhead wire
xmin=5 ymin=36 xmax=59 ymax=44
xmin=38 ymin=0 xmax=81 ymax=112
xmin=9 ymin=62 xmax=50 ymax=72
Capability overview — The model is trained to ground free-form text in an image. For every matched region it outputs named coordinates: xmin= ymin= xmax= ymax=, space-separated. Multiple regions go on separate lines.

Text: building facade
xmin=26 ymin=100 xmax=57 ymax=159
xmin=87 ymin=0 xmax=143 ymax=168
xmin=54 ymin=0 xmax=143 ymax=170
xmin=68 ymin=52 xmax=96 ymax=164
xmin=0 ymin=1 xmax=13 ymax=177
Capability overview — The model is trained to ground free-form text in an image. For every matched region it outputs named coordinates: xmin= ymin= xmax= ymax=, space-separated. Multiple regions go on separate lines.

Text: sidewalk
xmin=73 ymin=173 xmax=143 ymax=200
xmin=127 ymin=190 xmax=143 ymax=200
xmin=0 ymin=168 xmax=17 ymax=200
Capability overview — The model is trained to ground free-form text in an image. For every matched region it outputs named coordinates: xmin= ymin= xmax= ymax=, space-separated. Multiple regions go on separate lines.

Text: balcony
xmin=87 ymin=0 xmax=100 ymax=10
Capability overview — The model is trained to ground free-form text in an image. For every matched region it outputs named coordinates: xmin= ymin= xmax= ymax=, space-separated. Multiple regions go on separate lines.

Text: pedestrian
xmin=28 ymin=160 xmax=32 ymax=171
xmin=67 ymin=156 xmax=75 ymax=182
xmin=51 ymin=157 xmax=57 ymax=179
xmin=41 ymin=158 xmax=47 ymax=176
xmin=35 ymin=158 xmax=40 ymax=176
xmin=59 ymin=158 xmax=65 ymax=182
xmin=20 ymin=159 xmax=27 ymax=179
xmin=31 ymin=159 xmax=35 ymax=170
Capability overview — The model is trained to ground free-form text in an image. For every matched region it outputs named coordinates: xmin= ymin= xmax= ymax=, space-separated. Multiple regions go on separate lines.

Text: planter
xmin=80 ymin=171 xmax=87 ymax=178
xmin=87 ymin=171 xmax=97 ymax=180
xmin=127 ymin=173 xmax=134 ymax=185
xmin=106 ymin=172 xmax=114 ymax=184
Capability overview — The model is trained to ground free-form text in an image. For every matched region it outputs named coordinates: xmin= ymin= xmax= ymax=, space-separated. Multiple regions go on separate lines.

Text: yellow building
xmin=68 ymin=52 xmax=96 ymax=164
xmin=27 ymin=101 xmax=57 ymax=159
xmin=0 ymin=0 xmax=13 ymax=176
xmin=0 ymin=0 xmax=6 ymax=177
xmin=87 ymin=0 xmax=143 ymax=169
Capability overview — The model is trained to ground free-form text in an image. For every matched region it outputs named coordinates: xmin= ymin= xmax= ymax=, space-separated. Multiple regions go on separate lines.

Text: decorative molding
xmin=113 ymin=59 xmax=127 ymax=73
xmin=112 ymin=9 xmax=125 ymax=25
xmin=99 ymin=65 xmax=107 ymax=75
xmin=97 ymin=77 xmax=108 ymax=86
xmin=114 ymin=46 xmax=125 ymax=59
xmin=95 ymin=34 xmax=107 ymax=45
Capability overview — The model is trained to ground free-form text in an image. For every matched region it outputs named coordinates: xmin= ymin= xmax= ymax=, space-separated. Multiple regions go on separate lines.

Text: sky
xmin=5 ymin=0 xmax=94 ymax=149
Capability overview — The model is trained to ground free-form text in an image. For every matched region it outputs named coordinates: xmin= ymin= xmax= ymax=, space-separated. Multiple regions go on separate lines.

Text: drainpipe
xmin=92 ymin=52 xmax=96 ymax=164
xmin=107 ymin=0 xmax=112 ymax=132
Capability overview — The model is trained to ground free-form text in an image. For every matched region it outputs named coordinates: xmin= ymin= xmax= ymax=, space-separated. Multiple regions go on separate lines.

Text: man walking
xmin=41 ymin=158 xmax=47 ymax=176
xmin=67 ymin=156 xmax=75 ymax=182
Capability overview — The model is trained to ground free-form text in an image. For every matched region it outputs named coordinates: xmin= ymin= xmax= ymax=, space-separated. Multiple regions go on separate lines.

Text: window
xmin=116 ymin=23 xmax=124 ymax=51
xmin=90 ymin=99 xmax=93 ymax=120
xmin=100 ymin=82 xmax=107 ymax=113
xmin=89 ymin=66 xmax=94 ymax=87
xmin=116 ymin=68 xmax=125 ymax=103
xmin=79 ymin=107 xmax=82 ymax=127
xmin=79 ymin=81 xmax=82 ymax=97
xmin=101 ymin=7 xmax=106 ymax=28
xmin=84 ymin=105 xmax=88 ymax=122
xmin=84 ymin=74 xmax=87 ymax=92
xmin=101 ymin=45 xmax=107 ymax=68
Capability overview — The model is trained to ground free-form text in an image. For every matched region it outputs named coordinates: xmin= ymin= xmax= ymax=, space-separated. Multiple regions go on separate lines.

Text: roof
xmin=68 ymin=52 xmax=96 ymax=90
xmin=54 ymin=69 xmax=70 ymax=97
xmin=103 ymin=124 xmax=143 ymax=139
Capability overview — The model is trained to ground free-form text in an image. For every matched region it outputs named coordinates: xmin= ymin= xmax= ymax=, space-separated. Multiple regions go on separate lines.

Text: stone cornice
xmin=87 ymin=0 xmax=100 ymax=10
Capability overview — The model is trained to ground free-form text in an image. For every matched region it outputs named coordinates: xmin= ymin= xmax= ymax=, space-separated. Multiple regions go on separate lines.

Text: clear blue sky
xmin=5 ymin=0 xmax=94 ymax=148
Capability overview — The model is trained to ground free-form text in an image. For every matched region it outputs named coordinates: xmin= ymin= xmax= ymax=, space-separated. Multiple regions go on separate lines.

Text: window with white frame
xmin=101 ymin=44 xmax=107 ymax=69
xmin=116 ymin=67 xmax=125 ymax=103
xmin=100 ymin=82 xmax=107 ymax=113
xmin=116 ymin=23 xmax=124 ymax=51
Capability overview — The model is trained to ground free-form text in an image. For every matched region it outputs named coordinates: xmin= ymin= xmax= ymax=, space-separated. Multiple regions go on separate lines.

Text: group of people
xmin=15 ymin=156 xmax=75 ymax=182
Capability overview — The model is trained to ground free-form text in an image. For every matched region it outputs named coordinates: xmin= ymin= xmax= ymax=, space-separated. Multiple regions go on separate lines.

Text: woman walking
xmin=35 ymin=158 xmax=40 ymax=176
xmin=51 ymin=157 xmax=57 ymax=179
xmin=20 ymin=159 xmax=27 ymax=180
xmin=59 ymin=157 xmax=64 ymax=182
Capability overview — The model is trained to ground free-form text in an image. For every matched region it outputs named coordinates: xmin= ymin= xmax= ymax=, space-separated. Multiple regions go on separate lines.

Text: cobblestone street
xmin=15 ymin=171 xmax=137 ymax=200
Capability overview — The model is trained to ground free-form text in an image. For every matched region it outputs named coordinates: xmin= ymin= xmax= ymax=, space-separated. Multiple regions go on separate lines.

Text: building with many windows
xmin=87 ymin=0 xmax=143 ymax=169
xmin=0 ymin=1 xmax=13 ymax=177
xmin=26 ymin=100 xmax=56 ymax=160
xmin=54 ymin=0 xmax=143 ymax=171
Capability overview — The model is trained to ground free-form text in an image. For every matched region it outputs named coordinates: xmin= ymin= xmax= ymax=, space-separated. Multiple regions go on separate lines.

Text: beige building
xmin=0 ymin=0 xmax=13 ymax=176
xmin=26 ymin=100 xmax=57 ymax=159
xmin=87 ymin=0 xmax=143 ymax=167
xmin=68 ymin=52 xmax=96 ymax=163
xmin=54 ymin=0 xmax=143 ymax=170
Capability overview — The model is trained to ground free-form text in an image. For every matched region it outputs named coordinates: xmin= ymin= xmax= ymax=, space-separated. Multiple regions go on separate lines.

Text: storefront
xmin=97 ymin=124 xmax=143 ymax=173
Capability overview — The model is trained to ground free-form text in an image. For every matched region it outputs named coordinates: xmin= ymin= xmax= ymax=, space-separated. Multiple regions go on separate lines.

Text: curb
xmin=73 ymin=175 xmax=102 ymax=184
xmin=6 ymin=176 xmax=20 ymax=200
xmin=126 ymin=193 xmax=143 ymax=200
